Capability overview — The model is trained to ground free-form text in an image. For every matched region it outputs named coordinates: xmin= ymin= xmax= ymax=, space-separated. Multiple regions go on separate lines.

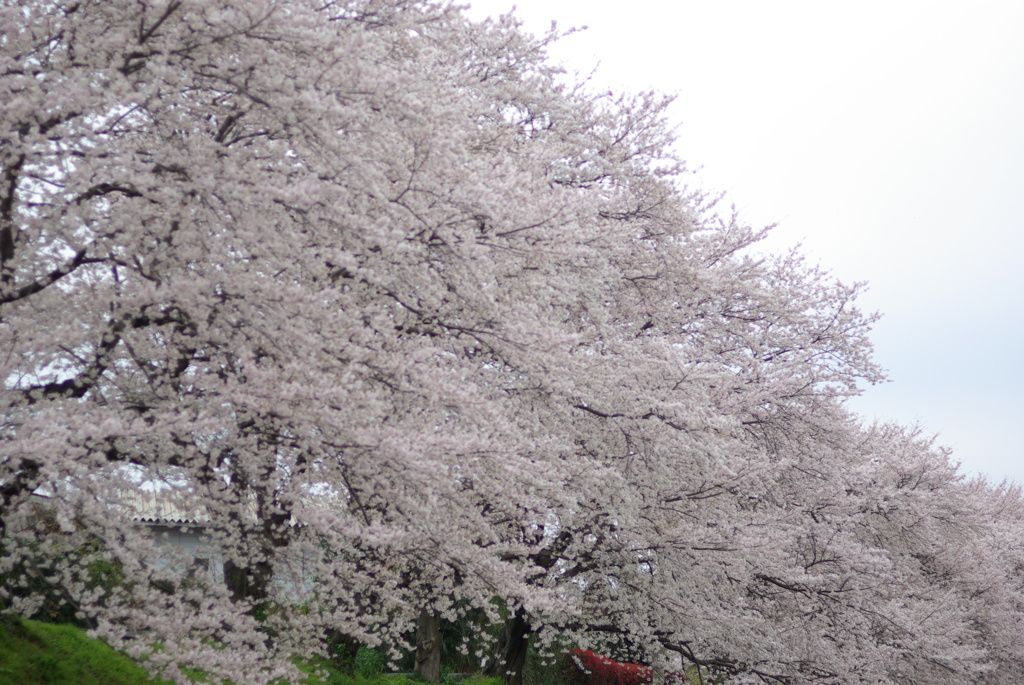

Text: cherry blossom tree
xmin=0 ymin=1 xmax=596 ymax=680
xmin=0 ymin=0 xmax=700 ymax=679
xmin=2 ymin=1 xmax=1022 ymax=684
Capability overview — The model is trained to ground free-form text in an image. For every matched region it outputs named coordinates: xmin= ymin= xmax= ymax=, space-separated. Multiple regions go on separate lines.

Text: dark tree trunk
xmin=224 ymin=558 xmax=272 ymax=604
xmin=414 ymin=609 xmax=443 ymax=683
xmin=485 ymin=608 xmax=530 ymax=685
xmin=223 ymin=505 xmax=290 ymax=608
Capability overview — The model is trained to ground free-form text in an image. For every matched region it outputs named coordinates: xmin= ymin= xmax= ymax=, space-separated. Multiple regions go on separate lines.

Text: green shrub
xmin=354 ymin=647 xmax=388 ymax=678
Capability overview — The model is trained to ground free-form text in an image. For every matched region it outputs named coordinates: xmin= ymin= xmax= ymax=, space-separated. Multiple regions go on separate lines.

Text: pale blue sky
xmin=466 ymin=0 xmax=1024 ymax=483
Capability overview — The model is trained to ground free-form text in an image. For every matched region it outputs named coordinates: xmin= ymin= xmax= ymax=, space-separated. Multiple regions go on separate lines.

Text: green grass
xmin=0 ymin=614 xmax=169 ymax=685
xmin=0 ymin=616 xmax=508 ymax=685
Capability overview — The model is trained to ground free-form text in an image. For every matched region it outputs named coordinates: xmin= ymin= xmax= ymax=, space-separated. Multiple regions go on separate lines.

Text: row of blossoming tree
xmin=2 ymin=1 xmax=1024 ymax=683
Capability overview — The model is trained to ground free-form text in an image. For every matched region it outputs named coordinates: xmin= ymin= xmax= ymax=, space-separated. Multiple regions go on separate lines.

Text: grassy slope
xmin=0 ymin=615 xmax=165 ymax=685
xmin=0 ymin=615 xmax=507 ymax=685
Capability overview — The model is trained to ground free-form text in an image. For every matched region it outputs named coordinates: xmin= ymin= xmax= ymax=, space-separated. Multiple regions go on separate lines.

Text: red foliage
xmin=564 ymin=649 xmax=685 ymax=685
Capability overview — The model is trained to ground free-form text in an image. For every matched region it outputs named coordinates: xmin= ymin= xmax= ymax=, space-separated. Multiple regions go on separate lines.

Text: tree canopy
xmin=3 ymin=1 xmax=1023 ymax=684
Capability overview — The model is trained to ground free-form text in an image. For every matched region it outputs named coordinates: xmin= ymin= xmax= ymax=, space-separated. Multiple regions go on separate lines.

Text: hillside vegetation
xmin=0 ymin=615 xmax=163 ymax=685
xmin=0 ymin=615 xmax=511 ymax=685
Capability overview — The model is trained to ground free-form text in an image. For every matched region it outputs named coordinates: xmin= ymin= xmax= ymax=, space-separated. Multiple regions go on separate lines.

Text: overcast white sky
xmin=466 ymin=0 xmax=1024 ymax=484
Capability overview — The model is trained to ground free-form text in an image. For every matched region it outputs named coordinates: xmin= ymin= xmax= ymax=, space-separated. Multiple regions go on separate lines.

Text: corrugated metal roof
xmin=28 ymin=481 xmax=317 ymax=527
xmin=119 ymin=489 xmax=211 ymax=525
xmin=117 ymin=487 xmax=264 ymax=526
